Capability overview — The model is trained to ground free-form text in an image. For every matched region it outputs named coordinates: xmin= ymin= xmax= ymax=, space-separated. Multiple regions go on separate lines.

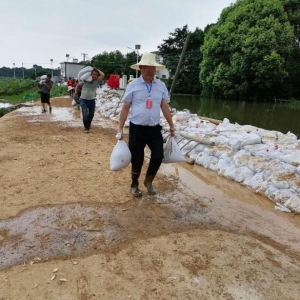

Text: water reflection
xmin=170 ymin=95 xmax=300 ymax=137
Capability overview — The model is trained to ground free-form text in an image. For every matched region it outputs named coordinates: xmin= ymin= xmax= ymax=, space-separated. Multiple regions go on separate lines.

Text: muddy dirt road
xmin=0 ymin=97 xmax=300 ymax=300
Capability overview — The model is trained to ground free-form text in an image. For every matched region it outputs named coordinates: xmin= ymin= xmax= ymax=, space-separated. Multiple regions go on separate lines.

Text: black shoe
xmin=144 ymin=180 xmax=157 ymax=195
xmin=42 ymin=109 xmax=46 ymax=113
xmin=131 ymin=186 xmax=142 ymax=197
xmin=49 ymin=107 xmax=52 ymax=113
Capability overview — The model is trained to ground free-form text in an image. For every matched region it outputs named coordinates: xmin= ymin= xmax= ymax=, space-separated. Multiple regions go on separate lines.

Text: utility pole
xmin=22 ymin=62 xmax=25 ymax=79
xmin=81 ymin=53 xmax=88 ymax=66
xmin=50 ymin=59 xmax=53 ymax=78
xmin=13 ymin=63 xmax=15 ymax=79
xmin=169 ymin=33 xmax=190 ymax=97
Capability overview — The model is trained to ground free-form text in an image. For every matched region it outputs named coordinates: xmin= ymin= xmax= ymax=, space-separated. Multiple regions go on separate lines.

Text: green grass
xmin=0 ymin=79 xmax=68 ymax=104
xmin=284 ymin=99 xmax=300 ymax=110
xmin=0 ymin=78 xmax=68 ymax=117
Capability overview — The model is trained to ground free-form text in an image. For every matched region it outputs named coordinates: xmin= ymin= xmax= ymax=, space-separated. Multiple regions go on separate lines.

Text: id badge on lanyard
xmin=146 ymin=83 xmax=153 ymax=109
xmin=146 ymin=98 xmax=152 ymax=109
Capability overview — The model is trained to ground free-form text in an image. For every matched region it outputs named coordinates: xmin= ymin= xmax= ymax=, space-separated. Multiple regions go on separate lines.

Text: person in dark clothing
xmin=40 ymin=74 xmax=53 ymax=113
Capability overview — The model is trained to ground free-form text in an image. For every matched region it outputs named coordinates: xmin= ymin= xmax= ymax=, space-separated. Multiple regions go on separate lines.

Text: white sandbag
xmin=162 ymin=136 xmax=185 ymax=163
xmin=110 ymin=139 xmax=131 ymax=171
xmin=297 ymin=166 xmax=300 ymax=176
xmin=244 ymin=172 xmax=269 ymax=190
xmin=280 ymin=151 xmax=300 ymax=166
xmin=188 ymin=149 xmax=201 ymax=160
xmin=275 ymin=203 xmax=291 ymax=213
xmin=270 ymin=175 xmax=290 ymax=189
xmin=77 ymin=66 xmax=93 ymax=81
xmin=222 ymin=118 xmax=230 ymax=125
xmin=226 ymin=166 xmax=254 ymax=183
xmin=71 ymin=99 xmax=77 ymax=106
xmin=284 ymin=196 xmax=300 ymax=212
xmin=232 ymin=150 xmax=251 ymax=167
xmin=265 ymin=184 xmax=278 ymax=198
xmin=197 ymin=155 xmax=219 ymax=171
xmin=40 ymin=75 xmax=47 ymax=79
xmin=80 ymin=72 xmax=92 ymax=82
xmin=217 ymin=158 xmax=232 ymax=176
xmin=269 ymin=188 xmax=297 ymax=203
xmin=240 ymin=133 xmax=262 ymax=147
xmin=227 ymin=137 xmax=241 ymax=150
xmin=195 ymin=144 xmax=205 ymax=152
xmin=210 ymin=135 xmax=229 ymax=145
xmin=278 ymin=131 xmax=298 ymax=143
xmin=207 ymin=145 xmax=232 ymax=159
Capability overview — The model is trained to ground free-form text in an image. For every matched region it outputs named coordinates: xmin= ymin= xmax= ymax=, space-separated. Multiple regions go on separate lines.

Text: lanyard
xmin=146 ymin=83 xmax=152 ymax=97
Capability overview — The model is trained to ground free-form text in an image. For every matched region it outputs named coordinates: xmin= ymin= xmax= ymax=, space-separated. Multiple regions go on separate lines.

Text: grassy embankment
xmin=0 ymin=78 xmax=68 ymax=117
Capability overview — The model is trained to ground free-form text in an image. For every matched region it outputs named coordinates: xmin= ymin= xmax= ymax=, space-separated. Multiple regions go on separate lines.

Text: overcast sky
xmin=1 ymin=0 xmax=234 ymax=70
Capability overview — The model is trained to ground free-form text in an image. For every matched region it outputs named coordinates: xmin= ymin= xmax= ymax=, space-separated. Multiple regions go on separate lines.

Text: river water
xmin=170 ymin=95 xmax=300 ymax=137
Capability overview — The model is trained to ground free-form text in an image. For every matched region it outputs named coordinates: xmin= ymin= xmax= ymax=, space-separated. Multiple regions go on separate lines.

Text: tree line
xmin=1 ymin=0 xmax=299 ymax=101
xmin=0 ymin=65 xmax=60 ymax=80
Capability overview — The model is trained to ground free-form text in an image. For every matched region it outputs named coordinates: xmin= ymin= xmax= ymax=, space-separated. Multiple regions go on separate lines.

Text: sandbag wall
xmin=96 ymin=89 xmax=300 ymax=213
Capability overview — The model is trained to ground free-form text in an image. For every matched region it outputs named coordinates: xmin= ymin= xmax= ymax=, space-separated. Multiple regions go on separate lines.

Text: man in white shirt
xmin=118 ymin=52 xmax=175 ymax=197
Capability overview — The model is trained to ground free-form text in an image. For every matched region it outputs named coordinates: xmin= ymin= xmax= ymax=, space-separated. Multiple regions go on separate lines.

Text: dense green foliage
xmin=282 ymin=0 xmax=300 ymax=98
xmin=158 ymin=25 xmax=204 ymax=94
xmin=91 ymin=51 xmax=139 ymax=78
xmin=200 ymin=0 xmax=294 ymax=100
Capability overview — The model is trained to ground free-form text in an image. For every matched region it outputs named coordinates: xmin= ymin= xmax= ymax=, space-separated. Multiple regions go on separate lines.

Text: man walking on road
xmin=40 ymin=74 xmax=53 ymax=113
xmin=118 ymin=52 xmax=175 ymax=197
xmin=75 ymin=68 xmax=105 ymax=133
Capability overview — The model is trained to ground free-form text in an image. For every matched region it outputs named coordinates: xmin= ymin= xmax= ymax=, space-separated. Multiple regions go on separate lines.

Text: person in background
xmin=40 ymin=74 xmax=53 ymax=113
xmin=74 ymin=79 xmax=82 ymax=110
xmin=67 ymin=77 xmax=75 ymax=99
xmin=118 ymin=52 xmax=175 ymax=197
xmin=75 ymin=68 xmax=105 ymax=133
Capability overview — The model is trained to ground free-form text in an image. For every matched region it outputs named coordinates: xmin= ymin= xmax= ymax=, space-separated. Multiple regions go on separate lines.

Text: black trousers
xmin=129 ymin=122 xmax=164 ymax=178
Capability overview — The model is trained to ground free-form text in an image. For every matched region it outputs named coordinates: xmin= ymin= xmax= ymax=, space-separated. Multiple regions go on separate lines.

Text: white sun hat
xmin=130 ymin=52 xmax=166 ymax=70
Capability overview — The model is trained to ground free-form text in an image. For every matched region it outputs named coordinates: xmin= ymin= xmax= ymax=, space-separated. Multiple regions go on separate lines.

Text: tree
xmin=200 ymin=0 xmax=294 ymax=100
xmin=158 ymin=25 xmax=204 ymax=94
xmin=282 ymin=0 xmax=300 ymax=98
xmin=91 ymin=51 xmax=138 ymax=80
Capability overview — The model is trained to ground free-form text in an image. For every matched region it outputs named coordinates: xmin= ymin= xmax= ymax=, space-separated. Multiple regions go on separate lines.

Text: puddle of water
xmin=161 ymin=162 xmax=274 ymax=209
xmin=18 ymin=101 xmax=116 ymax=129
xmin=0 ymin=193 xmax=213 ymax=270
xmin=0 ymin=103 xmax=12 ymax=108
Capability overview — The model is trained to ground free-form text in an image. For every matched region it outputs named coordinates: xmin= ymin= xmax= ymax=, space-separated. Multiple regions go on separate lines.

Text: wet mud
xmin=1 ymin=176 xmax=300 ymax=270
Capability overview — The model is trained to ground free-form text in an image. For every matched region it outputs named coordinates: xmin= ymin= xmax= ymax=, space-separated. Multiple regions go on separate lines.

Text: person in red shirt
xmin=67 ymin=77 xmax=75 ymax=98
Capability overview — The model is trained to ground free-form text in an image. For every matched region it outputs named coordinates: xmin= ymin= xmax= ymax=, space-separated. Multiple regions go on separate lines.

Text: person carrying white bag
xmin=117 ymin=52 xmax=175 ymax=197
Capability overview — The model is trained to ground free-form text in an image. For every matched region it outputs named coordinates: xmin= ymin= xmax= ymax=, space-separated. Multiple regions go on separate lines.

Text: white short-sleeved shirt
xmin=122 ymin=76 xmax=169 ymax=126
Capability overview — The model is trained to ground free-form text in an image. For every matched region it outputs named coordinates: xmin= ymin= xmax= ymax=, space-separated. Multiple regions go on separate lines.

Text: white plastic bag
xmin=110 ymin=139 xmax=131 ymax=171
xmin=162 ymin=136 xmax=185 ymax=163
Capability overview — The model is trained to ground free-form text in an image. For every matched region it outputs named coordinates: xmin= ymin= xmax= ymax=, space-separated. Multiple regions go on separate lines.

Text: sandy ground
xmin=1 ymin=97 xmax=300 ymax=300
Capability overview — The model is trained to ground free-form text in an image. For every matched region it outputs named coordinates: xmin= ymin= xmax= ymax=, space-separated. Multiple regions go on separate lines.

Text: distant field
xmin=0 ymin=78 xmax=67 ymax=104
